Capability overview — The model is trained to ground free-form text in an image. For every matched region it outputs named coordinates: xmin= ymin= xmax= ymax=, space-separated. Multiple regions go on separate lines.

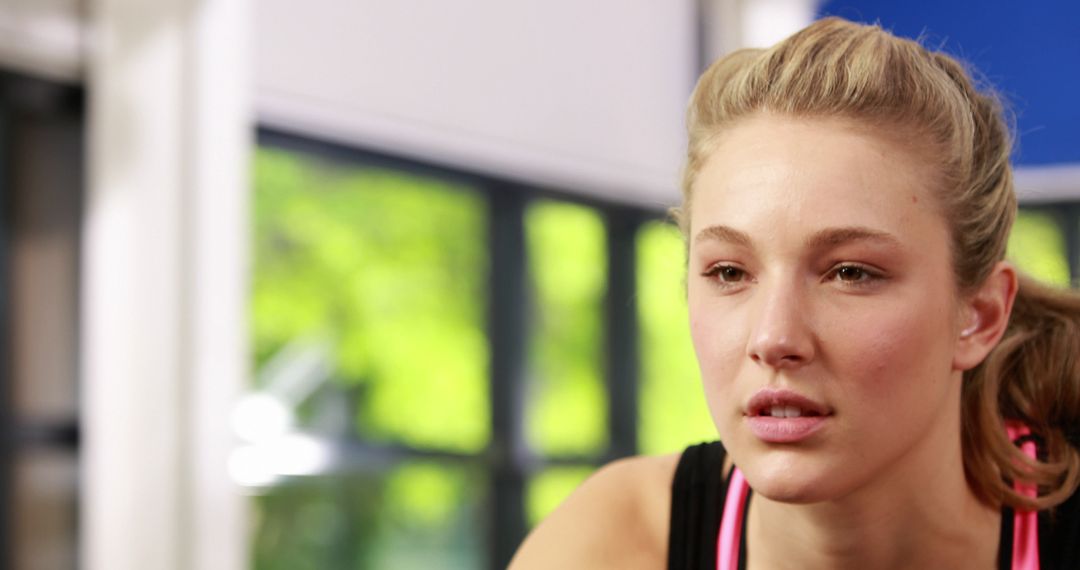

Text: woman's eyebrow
xmin=805 ymin=226 xmax=902 ymax=250
xmin=693 ymin=225 xmax=753 ymax=248
xmin=693 ymin=224 xmax=902 ymax=249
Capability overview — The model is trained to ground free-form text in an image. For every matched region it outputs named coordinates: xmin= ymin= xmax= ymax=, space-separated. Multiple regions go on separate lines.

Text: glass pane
xmin=1007 ymin=209 xmax=1071 ymax=286
xmin=525 ymin=466 xmax=594 ymax=528
xmin=253 ymin=461 xmax=485 ymax=570
xmin=251 ymin=147 xmax=490 ymax=453
xmin=636 ymin=221 xmax=717 ymax=455
xmin=524 ymin=200 xmax=607 ymax=456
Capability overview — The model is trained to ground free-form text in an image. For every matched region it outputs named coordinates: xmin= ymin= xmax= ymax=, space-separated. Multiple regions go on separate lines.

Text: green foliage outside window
xmin=252 ymin=148 xmax=490 ymax=453
xmin=524 ymin=200 xmax=608 ymax=456
xmin=1007 ymin=209 xmax=1071 ymax=286
xmin=636 ymin=221 xmax=717 ymax=455
xmin=251 ymin=147 xmax=490 ymax=568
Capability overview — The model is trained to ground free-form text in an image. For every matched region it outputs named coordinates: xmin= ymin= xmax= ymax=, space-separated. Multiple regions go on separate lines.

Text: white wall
xmin=255 ymin=0 xmax=699 ymax=207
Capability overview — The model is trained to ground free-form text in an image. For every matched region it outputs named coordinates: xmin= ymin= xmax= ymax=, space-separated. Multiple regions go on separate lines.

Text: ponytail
xmin=963 ymin=273 xmax=1080 ymax=510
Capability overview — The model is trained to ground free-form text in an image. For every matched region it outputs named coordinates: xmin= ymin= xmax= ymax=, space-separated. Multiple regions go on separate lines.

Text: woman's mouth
xmin=745 ymin=389 xmax=831 ymax=443
xmin=760 ymin=405 xmax=822 ymax=418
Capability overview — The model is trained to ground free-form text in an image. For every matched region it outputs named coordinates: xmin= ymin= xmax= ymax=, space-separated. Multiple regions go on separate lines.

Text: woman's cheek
xmin=690 ymin=313 xmax=745 ymax=431
xmin=830 ymin=306 xmax=936 ymax=397
xmin=690 ymin=312 xmax=743 ymax=375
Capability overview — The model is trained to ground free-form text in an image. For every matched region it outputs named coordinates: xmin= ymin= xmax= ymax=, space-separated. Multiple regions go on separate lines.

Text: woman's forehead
xmin=689 ymin=114 xmax=946 ymax=249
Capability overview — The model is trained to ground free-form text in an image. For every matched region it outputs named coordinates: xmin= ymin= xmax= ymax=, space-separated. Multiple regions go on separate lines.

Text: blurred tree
xmin=251 ymin=147 xmax=490 ymax=568
xmin=251 ymin=148 xmax=490 ymax=453
xmin=524 ymin=200 xmax=608 ymax=456
xmin=636 ymin=221 xmax=717 ymax=455
xmin=1007 ymin=209 xmax=1071 ymax=286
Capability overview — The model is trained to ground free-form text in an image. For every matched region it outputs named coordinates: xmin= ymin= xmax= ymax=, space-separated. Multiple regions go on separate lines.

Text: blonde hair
xmin=677 ymin=17 xmax=1080 ymax=511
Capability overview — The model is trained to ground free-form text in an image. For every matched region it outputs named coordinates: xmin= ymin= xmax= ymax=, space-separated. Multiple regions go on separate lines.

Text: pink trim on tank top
xmin=1005 ymin=421 xmax=1040 ymax=570
xmin=717 ymin=423 xmax=1041 ymax=570
xmin=716 ymin=467 xmax=749 ymax=570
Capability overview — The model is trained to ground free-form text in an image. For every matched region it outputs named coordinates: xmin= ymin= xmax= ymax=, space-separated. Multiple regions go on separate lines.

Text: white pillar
xmin=81 ymin=0 xmax=250 ymax=568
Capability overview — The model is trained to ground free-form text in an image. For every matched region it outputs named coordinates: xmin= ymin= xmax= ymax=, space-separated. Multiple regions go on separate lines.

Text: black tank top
xmin=667 ymin=441 xmax=1080 ymax=570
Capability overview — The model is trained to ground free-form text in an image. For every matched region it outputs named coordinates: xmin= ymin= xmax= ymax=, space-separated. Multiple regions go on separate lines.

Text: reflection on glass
xmin=526 ymin=466 xmax=595 ymax=528
xmin=251 ymin=148 xmax=490 ymax=453
xmin=253 ymin=461 xmax=485 ymax=570
xmin=524 ymin=200 xmax=608 ymax=456
xmin=1007 ymin=209 xmax=1071 ymax=286
xmin=636 ymin=221 xmax=717 ymax=455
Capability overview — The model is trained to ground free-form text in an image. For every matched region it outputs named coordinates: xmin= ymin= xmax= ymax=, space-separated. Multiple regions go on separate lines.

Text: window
xmin=247 ymin=128 xmax=1080 ymax=570
xmin=248 ymin=139 xmax=490 ymax=567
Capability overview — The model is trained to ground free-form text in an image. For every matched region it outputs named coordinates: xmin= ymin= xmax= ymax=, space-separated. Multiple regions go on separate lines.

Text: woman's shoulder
xmin=508 ymin=452 xmax=683 ymax=570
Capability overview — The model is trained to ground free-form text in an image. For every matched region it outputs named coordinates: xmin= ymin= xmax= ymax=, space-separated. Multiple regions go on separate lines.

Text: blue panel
xmin=817 ymin=0 xmax=1080 ymax=165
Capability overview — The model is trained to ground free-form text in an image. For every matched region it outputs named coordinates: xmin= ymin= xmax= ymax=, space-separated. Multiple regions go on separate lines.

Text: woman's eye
xmin=719 ymin=266 xmax=745 ymax=282
xmin=830 ymin=264 xmax=879 ymax=284
xmin=836 ymin=266 xmax=866 ymax=281
xmin=704 ymin=264 xmax=747 ymax=283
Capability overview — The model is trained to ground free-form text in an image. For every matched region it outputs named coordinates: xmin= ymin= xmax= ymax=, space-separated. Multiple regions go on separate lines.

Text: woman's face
xmin=687 ymin=113 xmax=967 ymax=503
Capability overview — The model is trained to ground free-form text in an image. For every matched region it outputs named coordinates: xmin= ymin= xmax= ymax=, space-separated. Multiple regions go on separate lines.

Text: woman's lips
xmin=744 ymin=388 xmax=832 ymax=443
xmin=746 ymin=415 xmax=828 ymax=443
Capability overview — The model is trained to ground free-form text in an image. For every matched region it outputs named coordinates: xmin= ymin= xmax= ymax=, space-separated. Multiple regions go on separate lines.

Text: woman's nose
xmin=746 ymin=281 xmax=815 ymax=369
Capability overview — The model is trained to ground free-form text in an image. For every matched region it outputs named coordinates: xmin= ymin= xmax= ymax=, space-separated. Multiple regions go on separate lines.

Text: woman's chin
xmin=750 ymin=479 xmax=827 ymax=504
xmin=740 ymin=456 xmax=842 ymax=505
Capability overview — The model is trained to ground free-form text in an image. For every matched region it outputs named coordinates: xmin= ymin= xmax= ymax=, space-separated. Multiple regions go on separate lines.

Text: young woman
xmin=509 ymin=17 xmax=1080 ymax=570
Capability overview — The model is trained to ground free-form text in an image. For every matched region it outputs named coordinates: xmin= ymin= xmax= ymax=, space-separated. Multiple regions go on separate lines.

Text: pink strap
xmin=716 ymin=467 xmax=749 ymax=570
xmin=1005 ymin=422 xmax=1040 ymax=570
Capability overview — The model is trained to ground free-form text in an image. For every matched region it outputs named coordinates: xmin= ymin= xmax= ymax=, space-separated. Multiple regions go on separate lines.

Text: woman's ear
xmin=953 ymin=261 xmax=1019 ymax=371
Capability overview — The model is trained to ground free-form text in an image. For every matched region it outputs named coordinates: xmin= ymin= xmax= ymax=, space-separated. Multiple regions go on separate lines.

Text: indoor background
xmin=0 ymin=0 xmax=1078 ymax=569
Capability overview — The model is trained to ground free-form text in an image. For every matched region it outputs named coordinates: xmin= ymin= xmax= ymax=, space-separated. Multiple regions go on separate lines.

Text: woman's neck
xmin=744 ymin=425 xmax=1001 ymax=570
